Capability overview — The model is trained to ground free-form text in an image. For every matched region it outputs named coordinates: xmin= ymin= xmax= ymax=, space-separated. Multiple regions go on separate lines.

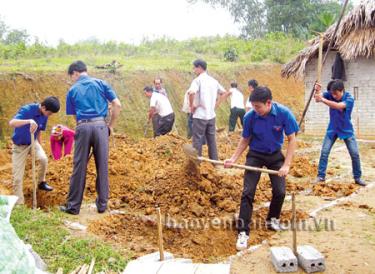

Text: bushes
xmin=0 ymin=32 xmax=305 ymax=64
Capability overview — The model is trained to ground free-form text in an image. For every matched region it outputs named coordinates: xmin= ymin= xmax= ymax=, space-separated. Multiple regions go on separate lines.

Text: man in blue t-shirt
xmin=224 ymin=86 xmax=299 ymax=251
xmin=9 ymin=96 xmax=60 ymax=204
xmin=60 ymin=60 xmax=122 ymax=215
xmin=314 ymin=79 xmax=365 ymax=186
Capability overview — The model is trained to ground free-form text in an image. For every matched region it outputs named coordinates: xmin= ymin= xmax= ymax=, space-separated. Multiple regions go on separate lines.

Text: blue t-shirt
xmin=11 ymin=103 xmax=48 ymax=145
xmin=242 ymin=102 xmax=299 ymax=154
xmin=323 ymin=91 xmax=354 ymax=139
xmin=66 ymin=75 xmax=117 ymax=121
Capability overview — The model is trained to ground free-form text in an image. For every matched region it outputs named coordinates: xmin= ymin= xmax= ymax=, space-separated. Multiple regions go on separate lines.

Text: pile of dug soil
xmin=0 ymin=134 xmax=332 ymax=218
xmin=312 ymin=182 xmax=360 ymax=198
xmin=89 ymin=208 xmax=309 ymax=262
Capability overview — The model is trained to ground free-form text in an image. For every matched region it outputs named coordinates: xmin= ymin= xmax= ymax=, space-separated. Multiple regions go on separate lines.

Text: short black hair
xmin=330 ymin=79 xmax=345 ymax=92
xmin=250 ymin=86 xmax=272 ymax=103
xmin=143 ymin=86 xmax=153 ymax=92
xmin=248 ymin=79 xmax=258 ymax=88
xmin=326 ymin=80 xmax=335 ymax=92
xmin=68 ymin=60 xmax=87 ymax=75
xmin=193 ymin=59 xmax=207 ymax=70
xmin=230 ymin=81 xmax=238 ymax=88
xmin=41 ymin=96 xmax=60 ymax=113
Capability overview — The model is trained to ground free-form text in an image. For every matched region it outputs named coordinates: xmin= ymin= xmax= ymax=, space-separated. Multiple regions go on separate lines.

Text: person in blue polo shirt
xmin=9 ymin=96 xmax=60 ymax=204
xmin=314 ymin=79 xmax=365 ymax=186
xmin=60 ymin=60 xmax=122 ymax=215
xmin=224 ymin=86 xmax=299 ymax=251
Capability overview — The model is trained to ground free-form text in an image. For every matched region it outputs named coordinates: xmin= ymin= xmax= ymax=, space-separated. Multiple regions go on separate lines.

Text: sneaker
xmin=266 ymin=218 xmax=285 ymax=231
xmin=313 ymin=177 xmax=325 ymax=184
xmin=38 ymin=182 xmax=53 ymax=191
xmin=236 ymin=231 xmax=249 ymax=251
xmin=355 ymin=178 xmax=366 ymax=187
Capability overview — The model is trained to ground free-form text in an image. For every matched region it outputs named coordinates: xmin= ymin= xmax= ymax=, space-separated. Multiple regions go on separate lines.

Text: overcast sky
xmin=1 ymin=0 xmax=363 ymax=46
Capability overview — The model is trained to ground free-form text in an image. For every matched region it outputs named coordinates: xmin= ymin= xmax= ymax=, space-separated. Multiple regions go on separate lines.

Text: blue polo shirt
xmin=66 ymin=75 xmax=117 ymax=121
xmin=11 ymin=103 xmax=48 ymax=145
xmin=242 ymin=102 xmax=299 ymax=154
xmin=323 ymin=91 xmax=354 ymax=139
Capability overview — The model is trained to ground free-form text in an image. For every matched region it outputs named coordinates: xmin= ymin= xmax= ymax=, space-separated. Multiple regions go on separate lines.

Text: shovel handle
xmin=198 ymin=157 xmax=279 ymax=175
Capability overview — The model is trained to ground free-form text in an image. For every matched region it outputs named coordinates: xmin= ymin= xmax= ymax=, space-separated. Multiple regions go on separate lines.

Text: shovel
xmin=183 ymin=144 xmax=278 ymax=175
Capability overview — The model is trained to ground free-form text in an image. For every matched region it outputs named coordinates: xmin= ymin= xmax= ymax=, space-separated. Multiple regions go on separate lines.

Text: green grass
xmin=10 ymin=206 xmax=130 ymax=273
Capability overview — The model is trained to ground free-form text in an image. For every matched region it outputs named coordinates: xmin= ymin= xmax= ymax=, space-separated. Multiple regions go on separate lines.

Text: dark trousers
xmin=229 ymin=107 xmax=245 ymax=132
xmin=187 ymin=113 xmax=193 ymax=139
xmin=192 ymin=118 xmax=218 ymax=160
xmin=238 ymin=150 xmax=286 ymax=235
xmin=155 ymin=113 xmax=175 ymax=137
xmin=66 ymin=120 xmax=109 ymax=214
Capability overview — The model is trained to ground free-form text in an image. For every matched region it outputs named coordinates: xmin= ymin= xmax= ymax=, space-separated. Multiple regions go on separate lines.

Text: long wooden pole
xmin=156 ymin=207 xmax=165 ymax=261
xmin=292 ymin=193 xmax=297 ymax=256
xmin=298 ymin=0 xmax=350 ymax=129
xmin=31 ymin=133 xmax=37 ymax=209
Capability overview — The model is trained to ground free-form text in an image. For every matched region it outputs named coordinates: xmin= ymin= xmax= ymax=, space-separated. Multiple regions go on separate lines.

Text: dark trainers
xmin=59 ymin=205 xmax=79 ymax=215
xmin=314 ymin=177 xmax=325 ymax=184
xmin=355 ymin=178 xmax=366 ymax=187
xmin=38 ymin=182 xmax=53 ymax=191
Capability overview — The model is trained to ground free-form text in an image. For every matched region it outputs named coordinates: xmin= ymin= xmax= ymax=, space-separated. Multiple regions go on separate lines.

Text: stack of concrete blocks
xmin=270 ymin=247 xmax=298 ymax=273
xmin=270 ymin=245 xmax=325 ymax=273
xmin=123 ymin=251 xmax=231 ymax=274
xmin=297 ymin=245 xmax=325 ymax=273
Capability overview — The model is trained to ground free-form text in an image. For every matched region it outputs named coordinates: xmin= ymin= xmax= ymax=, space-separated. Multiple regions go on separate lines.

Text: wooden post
xmin=317 ymin=34 xmax=324 ymax=84
xmin=31 ymin=133 xmax=37 ymax=209
xmin=292 ymin=193 xmax=297 ymax=256
xmin=156 ymin=207 xmax=164 ymax=261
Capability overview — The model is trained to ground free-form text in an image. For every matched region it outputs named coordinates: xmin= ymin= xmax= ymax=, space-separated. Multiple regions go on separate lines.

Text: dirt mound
xmin=88 ymin=208 xmax=309 ymax=262
xmin=0 ymin=134 xmax=319 ymax=217
xmin=312 ymin=182 xmax=360 ymax=198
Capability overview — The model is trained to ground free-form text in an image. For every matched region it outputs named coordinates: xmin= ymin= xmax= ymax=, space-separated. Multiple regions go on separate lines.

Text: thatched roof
xmin=282 ymin=0 xmax=375 ymax=79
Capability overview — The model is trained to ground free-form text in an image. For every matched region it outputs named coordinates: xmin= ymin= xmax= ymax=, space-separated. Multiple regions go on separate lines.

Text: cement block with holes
xmin=297 ymin=245 xmax=325 ymax=273
xmin=270 ymin=247 xmax=298 ymax=273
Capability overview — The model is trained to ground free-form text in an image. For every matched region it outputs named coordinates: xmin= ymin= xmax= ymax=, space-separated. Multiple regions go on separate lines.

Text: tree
xmin=0 ymin=17 xmax=8 ymax=42
xmin=188 ymin=0 xmax=348 ymax=39
xmin=4 ymin=29 xmax=29 ymax=45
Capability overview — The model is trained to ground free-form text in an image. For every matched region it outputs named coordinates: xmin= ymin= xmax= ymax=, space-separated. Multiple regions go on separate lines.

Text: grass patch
xmin=10 ymin=206 xmax=129 ymax=273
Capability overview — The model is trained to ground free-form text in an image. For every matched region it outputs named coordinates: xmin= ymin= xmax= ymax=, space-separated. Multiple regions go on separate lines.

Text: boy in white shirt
xmin=228 ymin=81 xmax=245 ymax=132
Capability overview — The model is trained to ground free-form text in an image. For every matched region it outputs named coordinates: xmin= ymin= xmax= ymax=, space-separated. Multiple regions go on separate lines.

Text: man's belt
xmin=77 ymin=117 xmax=105 ymax=125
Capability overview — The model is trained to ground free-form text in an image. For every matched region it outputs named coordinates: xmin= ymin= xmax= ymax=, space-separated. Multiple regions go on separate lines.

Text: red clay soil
xmin=0 ymin=134 xmax=338 ymax=216
xmin=312 ymin=182 xmax=360 ymax=198
xmin=88 ymin=208 xmax=309 ymax=262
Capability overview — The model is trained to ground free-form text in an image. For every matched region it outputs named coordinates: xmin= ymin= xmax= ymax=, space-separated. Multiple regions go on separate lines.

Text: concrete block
xmin=270 ymin=247 xmax=298 ymax=273
xmin=297 ymin=245 xmax=325 ymax=273
xmin=136 ymin=251 xmax=174 ymax=262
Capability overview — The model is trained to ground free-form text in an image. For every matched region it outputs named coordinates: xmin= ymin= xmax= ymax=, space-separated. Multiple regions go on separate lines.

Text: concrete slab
xmin=194 ymin=263 xmax=231 ymax=274
xmin=122 ymin=260 xmax=164 ymax=274
xmin=136 ymin=251 xmax=174 ymax=262
xmin=157 ymin=262 xmax=198 ymax=274
xmin=270 ymin=247 xmax=298 ymax=273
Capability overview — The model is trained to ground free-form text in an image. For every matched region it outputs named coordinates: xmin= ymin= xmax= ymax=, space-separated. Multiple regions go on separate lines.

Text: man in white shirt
xmin=188 ymin=59 xmax=228 ymax=160
xmin=228 ymin=81 xmax=246 ymax=132
xmin=144 ymin=86 xmax=174 ymax=137
xmin=245 ymin=79 xmax=258 ymax=112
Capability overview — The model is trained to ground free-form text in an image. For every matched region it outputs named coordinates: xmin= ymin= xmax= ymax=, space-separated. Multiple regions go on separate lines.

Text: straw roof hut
xmin=282 ymin=1 xmax=375 ymax=137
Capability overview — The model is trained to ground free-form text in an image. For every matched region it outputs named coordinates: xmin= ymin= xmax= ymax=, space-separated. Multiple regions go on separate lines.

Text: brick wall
xmin=304 ymin=52 xmax=375 ymax=138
